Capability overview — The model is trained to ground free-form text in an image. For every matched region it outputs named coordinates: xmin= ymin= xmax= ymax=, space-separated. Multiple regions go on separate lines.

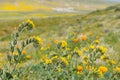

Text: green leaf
xmin=22 ymin=42 xmax=25 ymax=48
xmin=18 ymin=25 xmax=22 ymax=32
xmin=7 ymin=53 xmax=12 ymax=62
xmin=26 ymin=39 xmax=29 ymax=45
xmin=0 ymin=68 xmax=3 ymax=75
xmin=17 ymin=48 xmax=21 ymax=55
xmin=14 ymin=55 xmax=19 ymax=62
xmin=15 ymin=32 xmax=19 ymax=38
xmin=10 ymin=44 xmax=14 ymax=53
xmin=13 ymin=39 xmax=17 ymax=45
xmin=29 ymin=39 xmax=32 ymax=43
xmin=5 ymin=72 xmax=13 ymax=79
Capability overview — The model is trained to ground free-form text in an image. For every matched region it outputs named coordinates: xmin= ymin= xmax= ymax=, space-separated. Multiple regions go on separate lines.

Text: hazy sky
xmin=108 ymin=0 xmax=120 ymax=2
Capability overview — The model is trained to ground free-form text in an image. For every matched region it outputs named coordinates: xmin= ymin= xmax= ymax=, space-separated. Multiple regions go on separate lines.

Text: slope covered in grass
xmin=0 ymin=3 xmax=120 ymax=50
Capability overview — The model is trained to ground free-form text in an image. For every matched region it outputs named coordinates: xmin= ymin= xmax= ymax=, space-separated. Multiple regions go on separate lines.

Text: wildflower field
xmin=0 ymin=3 xmax=120 ymax=80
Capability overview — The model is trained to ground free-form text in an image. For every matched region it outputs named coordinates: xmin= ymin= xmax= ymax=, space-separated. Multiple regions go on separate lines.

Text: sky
xmin=108 ymin=0 xmax=120 ymax=2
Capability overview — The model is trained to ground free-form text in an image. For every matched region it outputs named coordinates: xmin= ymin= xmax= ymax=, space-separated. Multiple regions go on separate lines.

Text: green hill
xmin=0 ymin=3 xmax=120 ymax=52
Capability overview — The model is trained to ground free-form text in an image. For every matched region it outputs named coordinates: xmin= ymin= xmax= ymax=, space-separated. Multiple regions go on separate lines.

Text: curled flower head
xmin=98 ymin=66 xmax=108 ymax=73
xmin=26 ymin=19 xmax=35 ymax=30
xmin=33 ymin=36 xmax=43 ymax=45
xmin=18 ymin=20 xmax=35 ymax=32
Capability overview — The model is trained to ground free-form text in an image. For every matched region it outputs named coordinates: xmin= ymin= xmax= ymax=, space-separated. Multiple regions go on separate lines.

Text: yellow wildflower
xmin=107 ymin=60 xmax=116 ymax=65
xmin=100 ymin=55 xmax=109 ymax=61
xmin=94 ymin=40 xmax=100 ymax=44
xmin=66 ymin=47 xmax=70 ymax=51
xmin=74 ymin=47 xmax=82 ymax=56
xmin=33 ymin=36 xmax=43 ymax=45
xmin=86 ymin=66 xmax=96 ymax=71
xmin=41 ymin=55 xmax=47 ymax=62
xmin=53 ymin=39 xmax=58 ymax=44
xmin=110 ymin=60 xmax=116 ymax=64
xmin=57 ymin=67 xmax=61 ymax=72
xmin=77 ymin=50 xmax=82 ymax=56
xmin=67 ymin=55 xmax=71 ymax=60
xmin=51 ymin=56 xmax=58 ymax=61
xmin=81 ymin=35 xmax=87 ymax=41
xmin=13 ymin=52 xmax=18 ymax=55
xmin=77 ymin=66 xmax=82 ymax=72
xmin=115 ymin=67 xmax=120 ymax=72
xmin=90 ymin=45 xmax=95 ymax=50
xmin=22 ymin=50 xmax=26 ymax=54
xmin=77 ymin=71 xmax=81 ymax=74
xmin=40 ymin=47 xmax=46 ymax=51
xmin=98 ymin=46 xmax=107 ymax=53
xmin=60 ymin=57 xmax=68 ymax=65
xmin=45 ymin=59 xmax=52 ymax=64
xmin=26 ymin=19 xmax=35 ymax=28
xmin=96 ymin=36 xmax=99 ymax=39
xmin=46 ymin=43 xmax=50 ymax=49
xmin=98 ymin=70 xmax=103 ymax=77
xmin=83 ymin=55 xmax=88 ymax=61
xmin=98 ymin=66 xmax=108 ymax=73
xmin=0 ymin=53 xmax=2 ymax=57
xmin=82 ymin=47 xmax=87 ymax=51
xmin=26 ymin=55 xmax=31 ymax=59
xmin=17 ymin=45 xmax=21 ymax=48
xmin=1 ymin=42 xmax=6 ymax=47
xmin=73 ymin=38 xmax=79 ymax=43
xmin=61 ymin=40 xmax=67 ymax=48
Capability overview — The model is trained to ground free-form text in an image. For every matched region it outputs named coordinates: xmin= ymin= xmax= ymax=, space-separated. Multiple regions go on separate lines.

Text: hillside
xmin=0 ymin=3 xmax=120 ymax=51
xmin=0 ymin=0 xmax=119 ymax=12
xmin=0 ymin=3 xmax=120 ymax=38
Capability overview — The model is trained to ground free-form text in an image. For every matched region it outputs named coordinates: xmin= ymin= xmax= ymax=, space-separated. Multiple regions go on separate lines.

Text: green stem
xmin=0 ymin=75 xmax=4 ymax=80
xmin=11 ymin=63 xmax=17 ymax=74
